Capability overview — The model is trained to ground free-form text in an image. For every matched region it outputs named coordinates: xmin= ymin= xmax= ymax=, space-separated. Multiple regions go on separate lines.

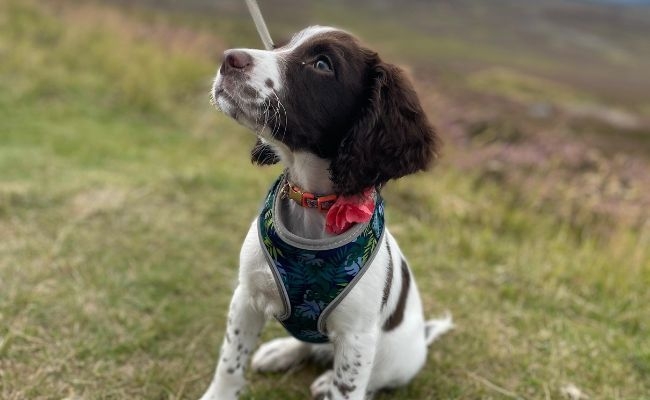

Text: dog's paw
xmin=251 ymin=337 xmax=310 ymax=373
xmin=198 ymin=383 xmax=242 ymax=400
xmin=310 ymin=369 xmax=333 ymax=400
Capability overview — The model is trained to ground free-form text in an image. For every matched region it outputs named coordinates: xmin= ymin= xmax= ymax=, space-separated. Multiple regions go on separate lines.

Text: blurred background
xmin=1 ymin=0 xmax=648 ymax=399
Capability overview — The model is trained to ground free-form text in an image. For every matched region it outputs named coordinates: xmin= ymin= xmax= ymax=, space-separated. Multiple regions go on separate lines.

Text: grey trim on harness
xmin=316 ymin=229 xmax=385 ymax=334
xmin=258 ymin=219 xmax=292 ymax=321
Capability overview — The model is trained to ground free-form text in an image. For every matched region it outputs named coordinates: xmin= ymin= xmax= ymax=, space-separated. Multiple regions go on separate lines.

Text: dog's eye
xmin=314 ymin=56 xmax=332 ymax=72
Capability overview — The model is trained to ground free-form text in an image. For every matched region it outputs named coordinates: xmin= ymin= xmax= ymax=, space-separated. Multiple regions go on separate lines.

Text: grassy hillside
xmin=105 ymin=0 xmax=650 ymax=108
xmin=0 ymin=1 xmax=648 ymax=399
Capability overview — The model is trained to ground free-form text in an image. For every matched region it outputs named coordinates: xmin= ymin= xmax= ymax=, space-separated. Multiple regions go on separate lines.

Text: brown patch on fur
xmin=275 ymin=30 xmax=375 ymax=163
xmin=251 ymin=138 xmax=280 ymax=165
xmin=381 ymin=240 xmax=394 ymax=310
xmin=382 ymin=259 xmax=410 ymax=331
xmin=241 ymin=85 xmax=258 ymax=99
xmin=330 ymin=60 xmax=438 ymax=195
xmin=334 ymin=380 xmax=356 ymax=398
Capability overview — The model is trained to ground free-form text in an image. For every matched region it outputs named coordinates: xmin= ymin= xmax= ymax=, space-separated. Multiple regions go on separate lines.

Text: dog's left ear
xmin=251 ymin=138 xmax=280 ymax=165
xmin=330 ymin=61 xmax=439 ymax=196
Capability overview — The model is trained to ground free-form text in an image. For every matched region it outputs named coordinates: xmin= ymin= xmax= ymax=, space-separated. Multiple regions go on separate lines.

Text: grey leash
xmin=244 ymin=0 xmax=275 ymax=50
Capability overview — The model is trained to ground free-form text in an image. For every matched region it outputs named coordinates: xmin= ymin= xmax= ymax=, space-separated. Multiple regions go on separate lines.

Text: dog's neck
xmin=280 ymin=151 xmax=335 ymax=240
xmin=286 ymin=152 xmax=334 ymax=195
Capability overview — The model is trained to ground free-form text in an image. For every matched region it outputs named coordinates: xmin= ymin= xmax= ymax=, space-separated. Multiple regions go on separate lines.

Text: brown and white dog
xmin=200 ymin=26 xmax=452 ymax=400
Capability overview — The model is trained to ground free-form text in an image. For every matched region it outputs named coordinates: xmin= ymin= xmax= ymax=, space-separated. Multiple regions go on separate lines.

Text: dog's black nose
xmin=221 ymin=50 xmax=253 ymax=74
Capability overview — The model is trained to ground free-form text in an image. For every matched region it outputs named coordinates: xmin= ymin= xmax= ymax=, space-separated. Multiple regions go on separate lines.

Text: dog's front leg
xmin=311 ymin=330 xmax=379 ymax=400
xmin=199 ymin=285 xmax=265 ymax=400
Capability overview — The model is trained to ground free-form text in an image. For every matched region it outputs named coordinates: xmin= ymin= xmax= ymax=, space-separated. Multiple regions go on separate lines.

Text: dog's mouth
xmin=211 ymin=87 xmax=240 ymax=118
xmin=211 ymin=76 xmax=285 ymax=137
xmin=212 ymin=76 xmax=259 ymax=118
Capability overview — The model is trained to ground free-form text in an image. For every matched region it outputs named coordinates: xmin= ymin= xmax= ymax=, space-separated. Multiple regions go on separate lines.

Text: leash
xmin=244 ymin=0 xmax=275 ymax=50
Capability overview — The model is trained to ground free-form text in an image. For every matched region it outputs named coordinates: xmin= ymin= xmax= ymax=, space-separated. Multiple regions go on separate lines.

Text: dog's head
xmin=212 ymin=26 xmax=438 ymax=195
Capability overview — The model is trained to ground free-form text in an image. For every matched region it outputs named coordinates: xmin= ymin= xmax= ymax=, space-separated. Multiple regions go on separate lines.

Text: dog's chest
xmin=252 ymin=177 xmax=386 ymax=342
xmin=239 ymin=227 xmax=285 ymax=318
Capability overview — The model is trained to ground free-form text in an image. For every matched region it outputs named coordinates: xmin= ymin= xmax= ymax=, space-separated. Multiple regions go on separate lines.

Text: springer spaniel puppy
xmin=200 ymin=26 xmax=452 ymax=400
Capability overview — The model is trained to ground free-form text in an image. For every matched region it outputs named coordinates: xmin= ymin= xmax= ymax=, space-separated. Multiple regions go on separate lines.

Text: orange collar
xmin=282 ymin=181 xmax=338 ymax=212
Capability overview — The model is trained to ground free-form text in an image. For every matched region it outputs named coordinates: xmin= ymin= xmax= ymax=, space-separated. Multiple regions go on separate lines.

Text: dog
xmin=200 ymin=26 xmax=452 ymax=400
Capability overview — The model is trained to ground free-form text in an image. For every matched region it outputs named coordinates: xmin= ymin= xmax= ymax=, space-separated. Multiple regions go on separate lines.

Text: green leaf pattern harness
xmin=258 ymin=175 xmax=385 ymax=343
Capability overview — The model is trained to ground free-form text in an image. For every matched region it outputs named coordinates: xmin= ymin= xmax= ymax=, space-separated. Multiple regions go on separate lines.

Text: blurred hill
xmin=103 ymin=0 xmax=650 ymax=106
xmin=99 ymin=0 xmax=650 ymax=227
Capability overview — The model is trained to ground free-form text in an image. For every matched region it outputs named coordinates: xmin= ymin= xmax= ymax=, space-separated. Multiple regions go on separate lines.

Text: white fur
xmin=251 ymin=337 xmax=311 ymax=372
xmin=281 ymin=25 xmax=337 ymax=53
xmin=200 ymin=26 xmax=452 ymax=400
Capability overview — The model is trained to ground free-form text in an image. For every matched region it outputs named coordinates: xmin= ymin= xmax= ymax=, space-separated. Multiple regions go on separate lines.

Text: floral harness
xmin=258 ymin=176 xmax=385 ymax=343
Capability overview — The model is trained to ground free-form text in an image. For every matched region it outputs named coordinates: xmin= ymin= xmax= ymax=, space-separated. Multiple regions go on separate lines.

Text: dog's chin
xmin=213 ymin=91 xmax=259 ymax=131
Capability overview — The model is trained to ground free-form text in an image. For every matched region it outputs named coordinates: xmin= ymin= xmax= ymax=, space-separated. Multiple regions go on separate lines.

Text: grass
xmin=0 ymin=1 xmax=649 ymax=399
xmin=466 ymin=67 xmax=595 ymax=106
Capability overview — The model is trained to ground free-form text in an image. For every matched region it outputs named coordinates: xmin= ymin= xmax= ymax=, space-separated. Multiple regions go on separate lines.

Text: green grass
xmin=466 ymin=67 xmax=595 ymax=106
xmin=1 ymin=1 xmax=649 ymax=399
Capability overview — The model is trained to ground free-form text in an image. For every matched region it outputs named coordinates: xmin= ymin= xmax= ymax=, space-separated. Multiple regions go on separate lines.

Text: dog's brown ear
xmin=330 ymin=61 xmax=439 ymax=196
xmin=251 ymin=138 xmax=280 ymax=165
